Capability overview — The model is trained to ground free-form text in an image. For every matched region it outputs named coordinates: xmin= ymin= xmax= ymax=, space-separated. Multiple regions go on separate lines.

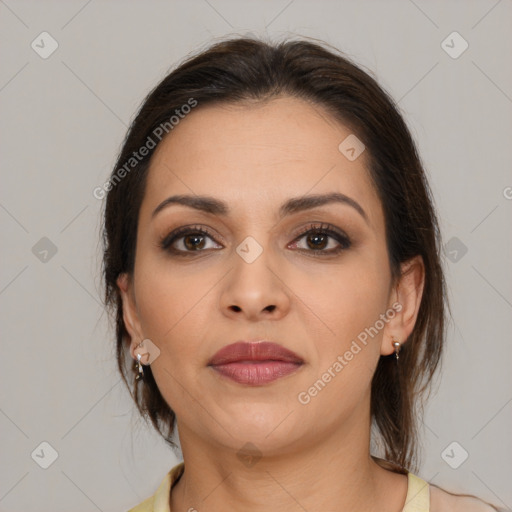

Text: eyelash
xmin=159 ymin=222 xmax=351 ymax=257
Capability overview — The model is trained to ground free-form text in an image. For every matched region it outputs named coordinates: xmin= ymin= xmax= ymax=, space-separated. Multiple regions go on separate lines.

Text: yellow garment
xmin=127 ymin=462 xmax=431 ymax=512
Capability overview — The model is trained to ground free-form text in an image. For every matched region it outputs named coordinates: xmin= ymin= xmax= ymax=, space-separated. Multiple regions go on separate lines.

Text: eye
xmin=159 ymin=225 xmax=223 ymax=255
xmin=159 ymin=222 xmax=351 ymax=257
xmin=288 ymin=223 xmax=351 ymax=255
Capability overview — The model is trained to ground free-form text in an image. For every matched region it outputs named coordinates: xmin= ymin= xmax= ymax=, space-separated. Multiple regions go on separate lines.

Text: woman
xmin=101 ymin=36 xmax=500 ymax=511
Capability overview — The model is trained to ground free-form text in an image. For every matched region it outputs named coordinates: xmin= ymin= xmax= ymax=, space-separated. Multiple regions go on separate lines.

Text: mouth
xmin=208 ymin=340 xmax=304 ymax=386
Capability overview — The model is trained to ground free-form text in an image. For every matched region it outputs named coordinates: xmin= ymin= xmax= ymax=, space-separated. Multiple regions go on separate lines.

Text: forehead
xmin=141 ymin=96 xmax=381 ymax=225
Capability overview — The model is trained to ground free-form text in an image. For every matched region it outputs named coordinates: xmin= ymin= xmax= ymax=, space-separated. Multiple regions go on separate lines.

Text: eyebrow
xmin=151 ymin=192 xmax=369 ymax=224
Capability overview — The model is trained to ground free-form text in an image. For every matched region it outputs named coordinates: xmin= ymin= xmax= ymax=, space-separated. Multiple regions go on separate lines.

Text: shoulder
xmin=128 ymin=496 xmax=153 ymax=512
xmin=125 ymin=462 xmax=184 ymax=512
xmin=430 ymin=483 xmax=501 ymax=512
xmin=126 ymin=495 xmax=154 ymax=512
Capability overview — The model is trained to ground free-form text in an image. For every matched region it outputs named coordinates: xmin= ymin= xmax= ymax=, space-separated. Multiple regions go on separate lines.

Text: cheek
xmin=131 ymin=261 xmax=216 ymax=389
xmin=133 ymin=265 xmax=217 ymax=409
xmin=296 ymin=255 xmax=390 ymax=404
xmin=301 ymin=254 xmax=391 ymax=344
xmin=134 ymin=252 xmax=214 ymax=337
xmin=295 ymin=266 xmax=388 ymax=412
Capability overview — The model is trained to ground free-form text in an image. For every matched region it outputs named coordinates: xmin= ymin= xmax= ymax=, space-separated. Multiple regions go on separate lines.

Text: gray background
xmin=1 ymin=0 xmax=511 ymax=511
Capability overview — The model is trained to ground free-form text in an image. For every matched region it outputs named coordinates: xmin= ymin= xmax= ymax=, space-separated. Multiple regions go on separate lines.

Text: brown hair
xmin=101 ymin=36 xmax=447 ymax=474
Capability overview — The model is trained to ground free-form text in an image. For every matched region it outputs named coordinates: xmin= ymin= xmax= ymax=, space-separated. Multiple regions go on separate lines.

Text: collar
xmin=148 ymin=461 xmax=429 ymax=512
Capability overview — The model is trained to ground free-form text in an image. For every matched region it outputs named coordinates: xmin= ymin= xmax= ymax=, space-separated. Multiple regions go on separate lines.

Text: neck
xmin=170 ymin=408 xmax=408 ymax=512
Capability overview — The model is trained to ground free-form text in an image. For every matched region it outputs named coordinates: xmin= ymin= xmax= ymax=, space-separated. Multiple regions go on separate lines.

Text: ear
xmin=381 ymin=255 xmax=425 ymax=356
xmin=117 ymin=272 xmax=145 ymax=361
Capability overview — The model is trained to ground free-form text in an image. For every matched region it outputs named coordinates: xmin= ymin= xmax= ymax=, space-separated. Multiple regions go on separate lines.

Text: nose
xmin=219 ymin=243 xmax=291 ymax=322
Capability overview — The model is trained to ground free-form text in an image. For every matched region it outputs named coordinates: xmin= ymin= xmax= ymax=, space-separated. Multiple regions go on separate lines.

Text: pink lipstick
xmin=208 ymin=340 xmax=304 ymax=386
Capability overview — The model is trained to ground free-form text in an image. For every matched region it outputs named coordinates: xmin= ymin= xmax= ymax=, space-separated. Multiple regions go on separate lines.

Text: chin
xmin=215 ymin=408 xmax=305 ymax=450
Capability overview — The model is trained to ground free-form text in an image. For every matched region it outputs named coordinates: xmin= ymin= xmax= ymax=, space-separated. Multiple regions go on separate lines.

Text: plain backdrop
xmin=1 ymin=1 xmax=511 ymax=511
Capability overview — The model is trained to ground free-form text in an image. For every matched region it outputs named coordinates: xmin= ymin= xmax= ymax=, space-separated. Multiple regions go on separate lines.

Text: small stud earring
xmin=135 ymin=352 xmax=144 ymax=380
xmin=392 ymin=340 xmax=401 ymax=362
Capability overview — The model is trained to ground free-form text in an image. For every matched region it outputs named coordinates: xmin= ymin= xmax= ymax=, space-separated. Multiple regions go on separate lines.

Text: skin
xmin=117 ymin=96 xmax=425 ymax=512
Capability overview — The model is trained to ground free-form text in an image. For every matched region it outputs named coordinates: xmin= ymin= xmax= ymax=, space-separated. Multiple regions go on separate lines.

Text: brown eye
xmin=160 ymin=226 xmax=223 ymax=255
xmin=289 ymin=223 xmax=351 ymax=255
xmin=305 ymin=232 xmax=329 ymax=250
xmin=182 ymin=233 xmax=207 ymax=250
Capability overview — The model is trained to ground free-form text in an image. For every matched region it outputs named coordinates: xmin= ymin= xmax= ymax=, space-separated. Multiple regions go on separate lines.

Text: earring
xmin=135 ymin=353 xmax=144 ymax=380
xmin=392 ymin=340 xmax=401 ymax=362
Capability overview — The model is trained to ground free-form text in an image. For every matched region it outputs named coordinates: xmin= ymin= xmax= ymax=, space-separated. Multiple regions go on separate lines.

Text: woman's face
xmin=118 ymin=96 xmax=418 ymax=456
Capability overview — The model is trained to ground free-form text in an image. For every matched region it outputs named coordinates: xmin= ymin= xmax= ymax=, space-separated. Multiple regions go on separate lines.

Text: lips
xmin=208 ymin=340 xmax=304 ymax=385
xmin=209 ymin=340 xmax=304 ymax=365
